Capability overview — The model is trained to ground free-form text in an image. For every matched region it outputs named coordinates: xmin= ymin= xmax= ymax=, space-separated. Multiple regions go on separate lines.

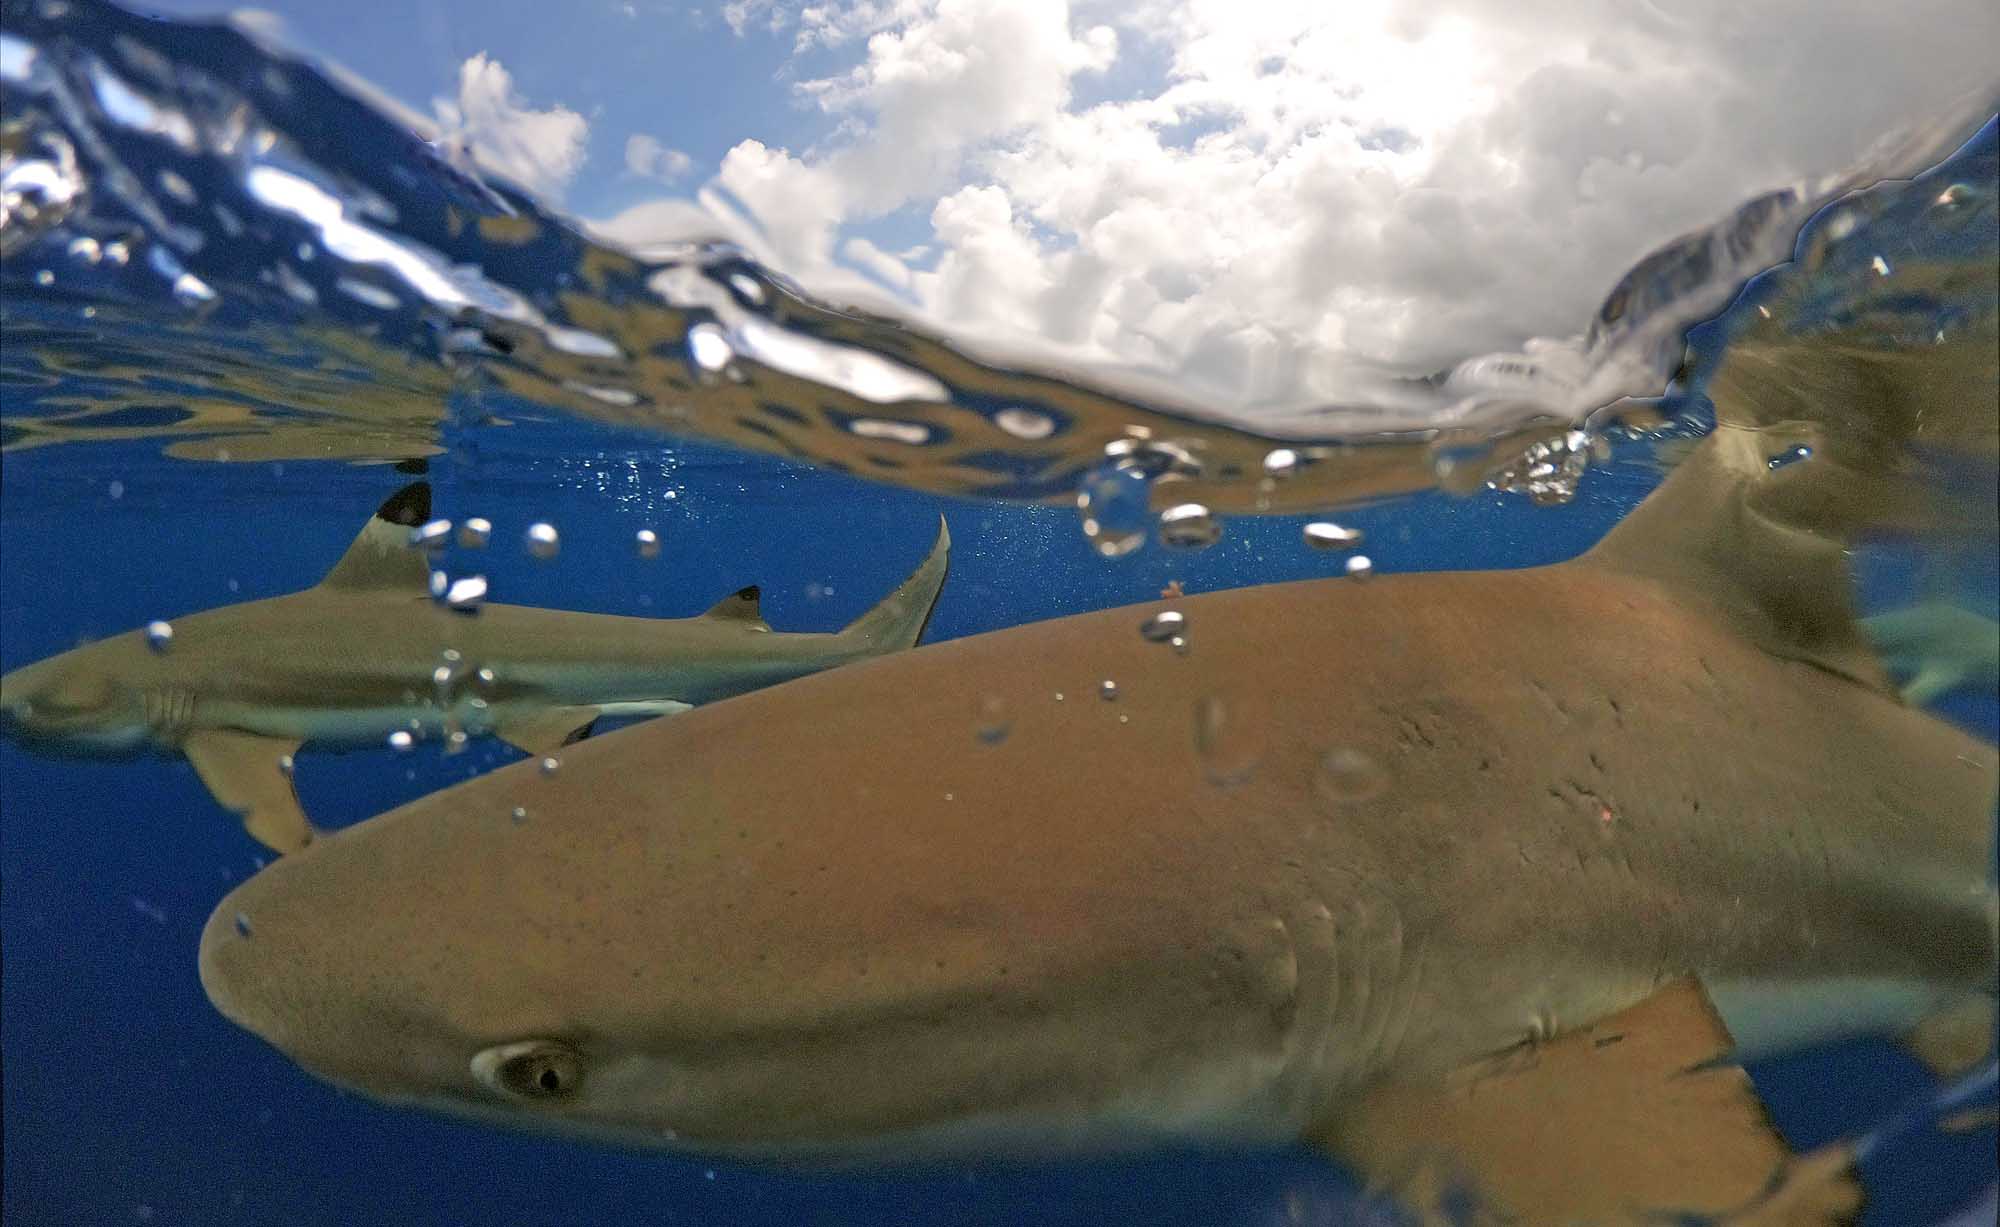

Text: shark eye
xmin=472 ymin=1040 xmax=582 ymax=1100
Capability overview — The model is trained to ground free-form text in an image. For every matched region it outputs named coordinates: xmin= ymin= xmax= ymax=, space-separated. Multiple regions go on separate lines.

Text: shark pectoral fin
xmin=1318 ymin=979 xmax=1860 ymax=1226
xmin=183 ymin=730 xmax=316 ymax=854
xmin=495 ymin=707 xmax=602 ymax=757
xmin=315 ymin=481 xmax=433 ymax=593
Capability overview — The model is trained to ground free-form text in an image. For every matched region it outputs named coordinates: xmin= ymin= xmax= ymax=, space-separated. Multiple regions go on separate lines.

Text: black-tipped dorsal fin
xmin=318 ymin=482 xmax=433 ymax=592
xmin=702 ymin=585 xmax=770 ymax=630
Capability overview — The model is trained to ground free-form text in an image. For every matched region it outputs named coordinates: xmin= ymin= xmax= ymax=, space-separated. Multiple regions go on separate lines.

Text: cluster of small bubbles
xmin=524 ymin=523 xmax=560 ymax=559
xmin=1344 ymin=555 xmax=1374 ymax=579
xmin=974 ymin=694 xmax=1011 ymax=745
xmin=1314 ymin=747 xmax=1388 ymax=804
xmin=277 ymin=754 xmax=294 ymax=778
xmin=1157 ymin=503 xmax=1221 ymax=550
xmin=1486 ymin=430 xmax=1597 ymax=507
xmin=995 ymin=407 xmax=1055 ymax=440
xmin=540 ymin=756 xmax=560 ymax=776
xmin=1075 ymin=464 xmax=1152 ymax=558
xmin=458 ymin=518 xmax=492 ymax=549
xmin=510 ymin=805 xmax=529 ymax=824
xmin=1099 ymin=679 xmax=1119 ymax=701
xmin=1767 ymin=444 xmax=1813 ymax=471
xmin=1192 ymin=695 xmax=1261 ymax=788
xmin=1302 ymin=521 xmax=1364 ymax=550
xmin=144 ymin=620 xmax=173 ymax=652
xmin=387 ymin=730 xmax=415 ymax=751
xmin=444 ymin=576 xmax=488 ymax=612
xmin=1140 ymin=610 xmax=1186 ymax=643
xmin=636 ymin=528 xmax=661 ymax=559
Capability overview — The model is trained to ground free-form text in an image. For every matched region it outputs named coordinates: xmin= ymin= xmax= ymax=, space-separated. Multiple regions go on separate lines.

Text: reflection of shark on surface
xmin=0 ymin=483 xmax=950 ymax=853
xmin=200 ymin=352 xmax=1998 ymax=1223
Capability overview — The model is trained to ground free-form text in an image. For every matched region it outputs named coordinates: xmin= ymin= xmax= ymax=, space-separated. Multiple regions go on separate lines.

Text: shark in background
xmin=0 ymin=481 xmax=950 ymax=853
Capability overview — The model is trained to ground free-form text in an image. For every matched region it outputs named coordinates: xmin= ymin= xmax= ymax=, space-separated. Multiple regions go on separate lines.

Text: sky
xmin=142 ymin=0 xmax=1999 ymax=406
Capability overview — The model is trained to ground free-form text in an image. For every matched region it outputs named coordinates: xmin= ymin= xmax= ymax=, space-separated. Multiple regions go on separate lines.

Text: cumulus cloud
xmin=433 ymin=53 xmax=588 ymax=200
xmin=615 ymin=0 xmax=1999 ymax=409
xmin=626 ymin=133 xmax=695 ymax=183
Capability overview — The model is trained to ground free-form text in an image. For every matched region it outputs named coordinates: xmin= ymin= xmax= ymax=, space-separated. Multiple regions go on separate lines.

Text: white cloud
xmin=433 ymin=53 xmax=588 ymax=201
xmin=626 ymin=133 xmax=695 ymax=183
xmin=619 ymin=0 xmax=1998 ymax=410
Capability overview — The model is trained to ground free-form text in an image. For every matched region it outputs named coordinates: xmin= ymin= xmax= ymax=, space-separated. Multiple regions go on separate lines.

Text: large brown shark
xmin=0 ymin=483 xmax=949 ymax=853
xmin=196 ymin=340 xmax=1996 ymax=1221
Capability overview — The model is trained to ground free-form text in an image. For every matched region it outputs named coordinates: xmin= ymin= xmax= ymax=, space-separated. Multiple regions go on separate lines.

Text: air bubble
xmin=1192 ymin=694 xmax=1261 ymax=787
xmin=277 ymin=754 xmax=294 ymax=778
xmin=458 ymin=518 xmax=492 ymax=548
xmin=1099 ymin=679 xmax=1119 ymax=701
xmin=1076 ymin=464 xmax=1151 ymax=558
xmin=540 ymin=756 xmax=560 ymax=776
xmin=233 ymin=913 xmax=252 ymax=938
xmin=511 ymin=806 xmax=528 ymax=824
xmin=636 ymin=528 xmax=661 ymax=558
xmin=1344 ymin=555 xmax=1374 ymax=579
xmin=108 ymin=480 xmax=124 ymax=499
xmin=1767 ymin=444 xmax=1813 ymax=471
xmin=1303 ymin=522 xmax=1363 ymax=550
xmin=445 ymin=729 xmax=469 ymax=755
xmin=1869 ymin=255 xmax=1891 ymax=277
xmin=1158 ymin=503 xmax=1221 ymax=550
xmin=429 ymin=570 xmax=448 ymax=597
xmin=387 ymin=730 xmax=414 ymax=751
xmin=1315 ymin=748 xmax=1388 ymax=804
xmin=144 ymin=620 xmax=173 ymax=652
xmin=1263 ymin=448 xmax=1299 ymax=478
xmin=1140 ymin=610 xmax=1186 ymax=642
xmin=524 ymin=523 xmax=560 ymax=559
xmin=995 ymin=407 xmax=1055 ymax=440
xmin=475 ymin=667 xmax=497 ymax=689
xmin=686 ymin=323 xmax=733 ymax=373
xmin=975 ymin=695 xmax=1011 ymax=745
xmin=33 ymin=269 xmax=53 ymax=286
xmin=445 ymin=576 xmax=488 ymax=611
xmin=1169 ymin=636 xmax=1188 ymax=655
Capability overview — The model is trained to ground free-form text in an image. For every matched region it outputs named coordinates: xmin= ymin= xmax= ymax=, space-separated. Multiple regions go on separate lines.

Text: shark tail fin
xmin=836 ymin=516 xmax=951 ymax=654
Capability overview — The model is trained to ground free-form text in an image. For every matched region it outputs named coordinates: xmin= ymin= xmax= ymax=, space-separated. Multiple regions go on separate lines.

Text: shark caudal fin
xmin=836 ymin=516 xmax=951 ymax=654
xmin=317 ymin=482 xmax=433 ymax=592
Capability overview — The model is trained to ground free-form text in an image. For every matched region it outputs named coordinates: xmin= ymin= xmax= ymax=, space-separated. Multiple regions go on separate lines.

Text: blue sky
xmin=132 ymin=0 xmax=1998 ymax=410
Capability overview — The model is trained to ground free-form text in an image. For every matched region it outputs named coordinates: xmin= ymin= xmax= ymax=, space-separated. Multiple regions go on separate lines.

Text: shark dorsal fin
xmin=702 ymin=585 xmax=770 ymax=630
xmin=318 ymin=482 xmax=433 ymax=592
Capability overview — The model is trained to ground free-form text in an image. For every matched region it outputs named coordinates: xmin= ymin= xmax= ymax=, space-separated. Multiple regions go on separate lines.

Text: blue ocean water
xmin=2 ymin=2 xmax=1997 ymax=1225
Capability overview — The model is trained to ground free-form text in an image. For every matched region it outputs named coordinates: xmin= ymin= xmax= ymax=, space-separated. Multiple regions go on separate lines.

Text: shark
xmin=0 ymin=482 xmax=950 ymax=854
xmin=195 ymin=351 xmax=1998 ymax=1219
